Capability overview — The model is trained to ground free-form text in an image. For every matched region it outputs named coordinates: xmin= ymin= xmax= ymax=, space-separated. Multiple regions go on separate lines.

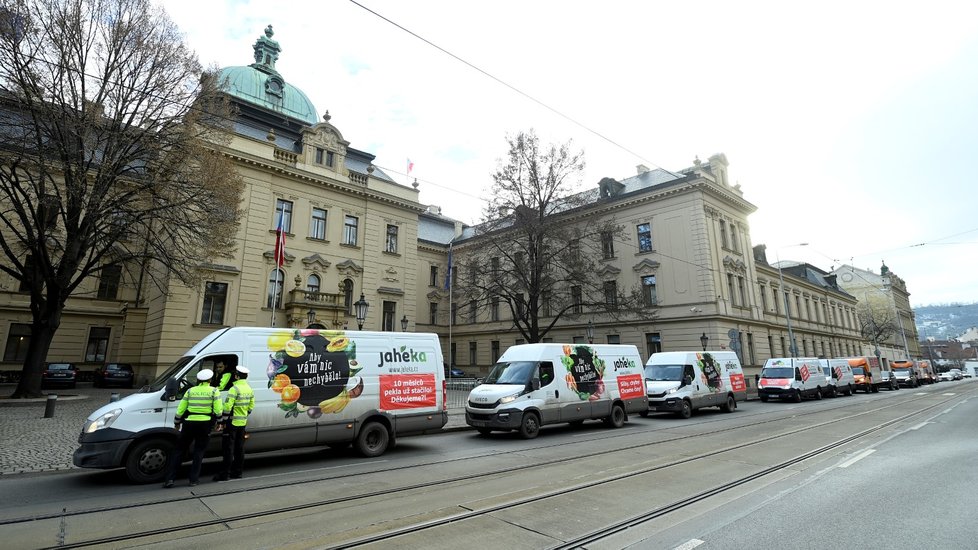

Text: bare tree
xmin=0 ymin=0 xmax=242 ymax=397
xmin=453 ymin=130 xmax=651 ymax=343
xmin=856 ymin=296 xmax=898 ymax=354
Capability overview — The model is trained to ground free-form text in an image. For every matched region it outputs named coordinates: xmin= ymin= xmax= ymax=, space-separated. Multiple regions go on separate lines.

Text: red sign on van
xmin=379 ymin=374 xmax=436 ymax=410
xmin=616 ymin=373 xmax=645 ymax=400
xmin=729 ymin=372 xmax=746 ymax=392
xmin=799 ymin=365 xmax=811 ymax=382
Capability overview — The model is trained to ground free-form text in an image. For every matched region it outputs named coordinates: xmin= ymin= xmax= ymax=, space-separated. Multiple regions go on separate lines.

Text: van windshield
xmin=644 ymin=364 xmax=683 ymax=381
xmin=761 ymin=367 xmax=793 ymax=379
xmin=484 ymin=361 xmax=536 ymax=385
xmin=149 ymin=356 xmax=194 ymax=392
xmin=851 ymin=367 xmax=865 ymax=375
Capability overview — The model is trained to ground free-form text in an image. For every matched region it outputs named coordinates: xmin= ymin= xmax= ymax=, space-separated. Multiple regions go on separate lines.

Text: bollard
xmin=110 ymin=392 xmax=120 ymax=403
xmin=43 ymin=394 xmax=57 ymax=418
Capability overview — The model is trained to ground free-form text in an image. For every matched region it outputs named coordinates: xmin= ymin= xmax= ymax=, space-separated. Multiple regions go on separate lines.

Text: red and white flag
xmin=273 ymin=212 xmax=286 ymax=267
xmin=407 ymin=158 xmax=414 ymax=175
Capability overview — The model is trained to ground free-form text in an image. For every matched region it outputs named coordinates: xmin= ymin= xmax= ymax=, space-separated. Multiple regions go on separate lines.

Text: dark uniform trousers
xmin=220 ymin=424 xmax=247 ymax=478
xmin=166 ymin=419 xmax=214 ymax=484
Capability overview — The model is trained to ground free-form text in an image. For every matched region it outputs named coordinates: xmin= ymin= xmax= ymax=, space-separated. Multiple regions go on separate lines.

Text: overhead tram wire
xmin=347 ymin=0 xmax=684 ymax=180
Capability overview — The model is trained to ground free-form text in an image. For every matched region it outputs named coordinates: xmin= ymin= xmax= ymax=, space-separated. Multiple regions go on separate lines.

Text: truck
xmin=758 ymin=357 xmax=828 ymax=402
xmin=74 ymin=328 xmax=449 ymax=483
xmin=465 ymin=343 xmax=648 ymax=438
xmin=642 ymin=351 xmax=747 ymax=418
xmin=848 ymin=356 xmax=887 ymax=393
xmin=890 ymin=360 xmax=921 ymax=388
xmin=915 ymin=360 xmax=937 ymax=384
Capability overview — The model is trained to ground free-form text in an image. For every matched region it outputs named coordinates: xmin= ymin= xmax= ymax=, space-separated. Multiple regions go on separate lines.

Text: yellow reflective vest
xmin=222 ymin=380 xmax=255 ymax=427
xmin=176 ymin=382 xmax=222 ymax=422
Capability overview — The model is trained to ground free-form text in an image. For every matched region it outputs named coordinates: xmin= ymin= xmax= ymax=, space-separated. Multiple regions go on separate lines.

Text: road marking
xmin=909 ymin=422 xmax=929 ymax=430
xmin=915 ymin=392 xmax=928 ymax=395
xmin=674 ymin=539 xmax=705 ymax=550
xmin=838 ymin=449 xmax=875 ymax=468
xmin=942 ymin=393 xmax=956 ymax=396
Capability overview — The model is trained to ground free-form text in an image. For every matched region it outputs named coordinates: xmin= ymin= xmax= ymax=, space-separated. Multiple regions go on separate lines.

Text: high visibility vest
xmin=222 ymin=380 xmax=255 ymax=427
xmin=176 ymin=382 xmax=222 ymax=422
xmin=215 ymin=372 xmax=232 ymax=391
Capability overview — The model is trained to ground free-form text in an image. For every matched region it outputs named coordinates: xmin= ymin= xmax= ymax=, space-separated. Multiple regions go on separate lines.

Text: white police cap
xmin=196 ymin=369 xmax=214 ymax=381
xmin=236 ymin=366 xmax=250 ymax=375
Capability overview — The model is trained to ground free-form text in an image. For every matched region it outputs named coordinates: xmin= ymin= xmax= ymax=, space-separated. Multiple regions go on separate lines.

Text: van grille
xmin=467 ymin=401 xmax=497 ymax=409
xmin=648 ymin=392 xmax=667 ymax=398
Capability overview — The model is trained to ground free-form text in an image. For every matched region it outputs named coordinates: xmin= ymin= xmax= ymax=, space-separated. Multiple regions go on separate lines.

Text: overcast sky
xmin=158 ymin=0 xmax=978 ymax=308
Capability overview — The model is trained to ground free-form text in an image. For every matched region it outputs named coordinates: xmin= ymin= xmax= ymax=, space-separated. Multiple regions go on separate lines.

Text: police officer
xmin=214 ymin=366 xmax=255 ymax=481
xmin=163 ymin=369 xmax=222 ymax=488
xmin=213 ymin=360 xmax=233 ymax=391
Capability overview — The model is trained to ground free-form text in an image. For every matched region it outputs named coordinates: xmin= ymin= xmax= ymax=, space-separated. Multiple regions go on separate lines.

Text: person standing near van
xmin=163 ymin=369 xmax=222 ymax=488
xmin=214 ymin=366 xmax=255 ymax=481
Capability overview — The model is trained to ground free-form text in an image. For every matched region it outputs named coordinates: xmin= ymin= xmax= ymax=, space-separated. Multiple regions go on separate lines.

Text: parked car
xmin=93 ymin=363 xmax=134 ymax=388
xmin=444 ymin=363 xmax=466 ymax=378
xmin=939 ymin=372 xmax=954 ymax=382
xmin=42 ymin=362 xmax=78 ymax=389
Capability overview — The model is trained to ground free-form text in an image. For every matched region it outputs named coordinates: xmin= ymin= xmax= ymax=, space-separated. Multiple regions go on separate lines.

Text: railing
xmin=349 ymin=171 xmax=368 ymax=186
xmin=446 ymin=378 xmax=480 ymax=409
xmin=274 ymin=149 xmax=297 ymax=165
xmin=287 ymin=289 xmax=343 ymax=308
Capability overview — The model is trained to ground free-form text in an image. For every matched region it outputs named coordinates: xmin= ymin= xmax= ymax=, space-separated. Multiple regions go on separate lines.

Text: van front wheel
xmin=355 ymin=422 xmax=390 ymax=457
xmin=125 ymin=437 xmax=173 ymax=484
xmin=678 ymin=399 xmax=692 ymax=419
xmin=721 ymin=395 xmax=736 ymax=413
xmin=519 ymin=412 xmax=540 ymax=439
xmin=604 ymin=404 xmax=626 ymax=428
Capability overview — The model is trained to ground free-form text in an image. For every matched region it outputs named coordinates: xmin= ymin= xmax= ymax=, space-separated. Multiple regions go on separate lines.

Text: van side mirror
xmin=682 ymin=375 xmax=693 ymax=386
xmin=162 ymin=377 xmax=178 ymax=401
xmin=795 ymin=371 xmax=803 ymax=381
xmin=530 ymin=379 xmax=541 ymax=391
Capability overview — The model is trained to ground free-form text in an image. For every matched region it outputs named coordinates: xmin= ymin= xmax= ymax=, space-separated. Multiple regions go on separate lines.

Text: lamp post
xmin=700 ymin=332 xmax=709 ymax=351
xmin=400 ymin=315 xmax=408 ymax=332
xmin=586 ymin=319 xmax=594 ymax=344
xmin=354 ymin=293 xmax=369 ymax=330
xmin=775 ymin=243 xmax=807 ymax=357
xmin=306 ymin=309 xmax=316 ymax=327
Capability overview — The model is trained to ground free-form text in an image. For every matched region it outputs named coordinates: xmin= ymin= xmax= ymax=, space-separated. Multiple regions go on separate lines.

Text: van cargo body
xmin=643 ymin=351 xmax=747 ymax=418
xmin=890 ymin=360 xmax=921 ymax=388
xmin=847 ymin=356 xmax=886 ymax=393
xmin=73 ymin=328 xmax=448 ymax=483
xmin=465 ymin=344 xmax=648 ymax=438
xmin=758 ymin=358 xmax=827 ymax=402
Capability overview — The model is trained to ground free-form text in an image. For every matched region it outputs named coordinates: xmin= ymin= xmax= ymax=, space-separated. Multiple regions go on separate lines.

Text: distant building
xmin=832 ymin=262 xmax=921 ymax=360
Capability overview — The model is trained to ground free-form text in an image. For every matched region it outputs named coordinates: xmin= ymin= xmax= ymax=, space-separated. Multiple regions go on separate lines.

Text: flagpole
xmin=446 ymin=242 xmax=453 ymax=372
xmin=271 ymin=268 xmax=279 ymax=327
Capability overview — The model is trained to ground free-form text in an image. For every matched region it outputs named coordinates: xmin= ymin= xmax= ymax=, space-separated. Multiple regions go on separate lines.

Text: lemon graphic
xmin=267 ymin=331 xmax=292 ymax=351
xmin=284 ymin=339 xmax=306 ymax=358
xmin=326 ymin=336 xmax=350 ymax=352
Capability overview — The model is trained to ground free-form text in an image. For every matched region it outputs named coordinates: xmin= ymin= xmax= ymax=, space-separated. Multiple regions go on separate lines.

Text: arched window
xmin=307 ymin=274 xmax=321 ymax=294
xmin=267 ymin=269 xmax=284 ymax=309
xmin=343 ymin=279 xmax=354 ymax=314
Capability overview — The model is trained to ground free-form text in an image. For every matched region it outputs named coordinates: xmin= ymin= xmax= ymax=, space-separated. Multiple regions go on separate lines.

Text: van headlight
xmin=498 ymin=393 xmax=520 ymax=406
xmin=83 ymin=408 xmax=123 ymax=433
xmin=667 ymin=387 xmax=679 ymax=394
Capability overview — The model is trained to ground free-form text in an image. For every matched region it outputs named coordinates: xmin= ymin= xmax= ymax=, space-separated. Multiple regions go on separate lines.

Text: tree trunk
xmin=9 ymin=313 xmax=60 ymax=399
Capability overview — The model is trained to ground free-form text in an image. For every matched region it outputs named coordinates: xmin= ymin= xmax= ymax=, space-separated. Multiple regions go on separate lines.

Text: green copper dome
xmin=217 ymin=25 xmax=318 ymax=126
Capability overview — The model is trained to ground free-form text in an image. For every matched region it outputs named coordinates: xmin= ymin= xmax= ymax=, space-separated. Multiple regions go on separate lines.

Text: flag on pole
xmin=273 ymin=212 xmax=286 ymax=267
xmin=444 ymin=244 xmax=453 ymax=290
xmin=407 ymin=158 xmax=414 ymax=175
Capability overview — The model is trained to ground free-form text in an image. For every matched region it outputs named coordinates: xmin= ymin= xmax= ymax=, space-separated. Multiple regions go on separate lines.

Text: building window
xmin=307 ymin=274 xmax=320 ymax=294
xmin=429 ymin=302 xmax=438 ymax=325
xmin=310 ymin=208 xmax=327 ymax=240
xmin=451 ymin=342 xmax=457 ymax=367
xmin=429 ymin=266 xmax=438 ymax=287
xmin=385 ymin=224 xmax=398 ymax=253
xmin=267 ymin=269 xmax=284 ymax=309
xmin=601 ymin=232 xmax=615 ymax=259
xmin=382 ymin=301 xmax=396 ymax=331
xmin=637 ymin=223 xmax=652 ymax=252
xmin=760 ymin=284 xmax=768 ymax=311
xmin=768 ymin=335 xmax=774 ymax=358
xmin=490 ymin=296 xmax=500 ymax=321
xmin=343 ymin=279 xmax=354 ymax=315
xmin=3 ymin=323 xmax=31 ymax=362
xmin=343 ymin=215 xmax=358 ymax=245
xmin=491 ymin=341 xmax=500 ymax=363
xmin=468 ymin=300 xmax=477 ymax=323
xmin=795 ymin=295 xmax=802 ymax=319
xmin=719 ymin=220 xmax=728 ymax=248
xmin=747 ymin=333 xmax=755 ymax=365
xmin=780 ymin=336 xmax=787 ymax=356
xmin=85 ymin=327 xmax=110 ymax=362
xmin=97 ymin=265 xmax=122 ymax=300
xmin=469 ymin=341 xmax=477 ymax=366
xmin=491 ymin=257 xmax=500 ymax=277
xmin=607 ymin=334 xmax=621 ymax=344
xmin=19 ymin=255 xmax=32 ymax=292
xmin=642 ymin=275 xmax=657 ymax=306
xmin=451 ymin=303 xmax=458 ymax=325
xmin=569 ymin=239 xmax=580 ymax=262
xmin=315 ymin=148 xmax=334 ymax=167
xmin=646 ymin=332 xmax=662 ymax=356
xmin=737 ymin=276 xmax=747 ymax=307
xmin=727 ymin=274 xmax=737 ymax=306
xmin=784 ymin=291 xmax=791 ymax=316
xmin=730 ymin=223 xmax=739 ymax=252
xmin=603 ymin=280 xmax=617 ymax=308
xmin=201 ymin=281 xmax=228 ymax=325
xmin=571 ymin=286 xmax=582 ymax=314
xmin=542 ymin=290 xmax=552 ymax=317
xmin=275 ymin=199 xmax=293 ymax=233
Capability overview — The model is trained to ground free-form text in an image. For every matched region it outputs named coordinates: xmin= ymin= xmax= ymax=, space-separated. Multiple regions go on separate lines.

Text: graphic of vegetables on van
xmin=266 ymin=329 xmax=364 ymax=418
xmin=561 ymin=345 xmax=606 ymax=401
xmin=698 ymin=352 xmax=723 ymax=393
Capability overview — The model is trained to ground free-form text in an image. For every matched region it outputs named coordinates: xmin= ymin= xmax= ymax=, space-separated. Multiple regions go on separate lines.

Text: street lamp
xmin=586 ymin=319 xmax=594 ymax=344
xmin=775 ymin=243 xmax=808 ymax=357
xmin=354 ymin=293 xmax=369 ymax=330
xmin=306 ymin=309 xmax=316 ymax=327
xmin=400 ymin=315 xmax=408 ymax=331
xmin=700 ymin=333 xmax=709 ymax=351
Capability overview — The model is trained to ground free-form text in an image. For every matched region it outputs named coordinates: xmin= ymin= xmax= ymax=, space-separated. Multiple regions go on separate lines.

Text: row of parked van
xmin=757 ymin=356 xmax=909 ymax=402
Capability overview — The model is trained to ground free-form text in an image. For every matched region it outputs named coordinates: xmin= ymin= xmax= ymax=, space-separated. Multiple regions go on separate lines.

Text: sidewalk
xmin=0 ymin=385 xmax=471 ymax=476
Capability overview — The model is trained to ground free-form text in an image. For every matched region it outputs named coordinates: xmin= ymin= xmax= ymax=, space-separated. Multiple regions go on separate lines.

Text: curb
xmin=0 ymin=394 xmax=92 ymax=407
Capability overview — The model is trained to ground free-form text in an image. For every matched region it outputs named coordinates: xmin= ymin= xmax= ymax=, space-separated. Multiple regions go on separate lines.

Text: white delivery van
xmin=465 ymin=343 xmax=648 ymax=439
xmin=758 ymin=357 xmax=828 ymax=402
xmin=642 ymin=351 xmax=747 ymax=418
xmin=822 ymin=358 xmax=856 ymax=397
xmin=74 ymin=328 xmax=448 ymax=483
